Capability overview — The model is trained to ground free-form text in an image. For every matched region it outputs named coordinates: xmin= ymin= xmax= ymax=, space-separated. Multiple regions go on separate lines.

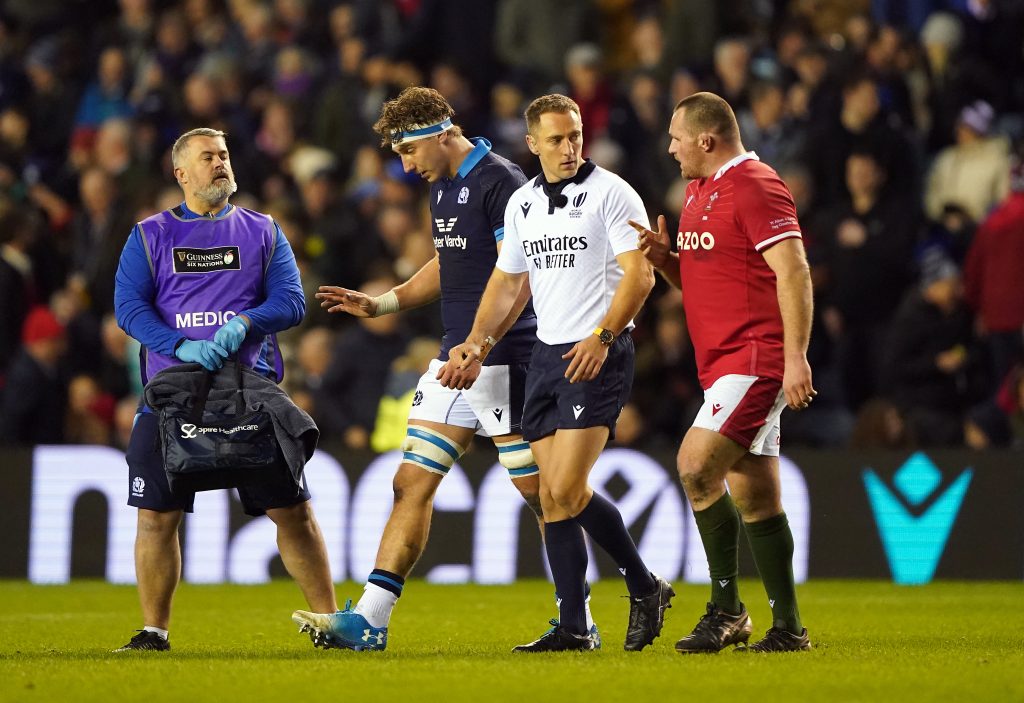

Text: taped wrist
xmin=372 ymin=290 xmax=400 ymax=317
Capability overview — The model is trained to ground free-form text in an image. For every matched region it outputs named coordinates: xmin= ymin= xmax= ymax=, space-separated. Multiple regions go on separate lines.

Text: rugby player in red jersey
xmin=631 ymin=91 xmax=815 ymax=653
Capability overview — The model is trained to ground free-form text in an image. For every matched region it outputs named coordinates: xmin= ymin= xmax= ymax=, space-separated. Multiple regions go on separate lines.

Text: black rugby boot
xmin=113 ymin=630 xmax=170 ymax=652
xmin=674 ymin=602 xmax=753 ymax=654
xmin=742 ymin=627 xmax=811 ymax=653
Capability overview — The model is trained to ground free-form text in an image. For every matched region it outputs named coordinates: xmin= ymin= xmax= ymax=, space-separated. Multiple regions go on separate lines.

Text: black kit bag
xmin=159 ymin=362 xmax=288 ymax=494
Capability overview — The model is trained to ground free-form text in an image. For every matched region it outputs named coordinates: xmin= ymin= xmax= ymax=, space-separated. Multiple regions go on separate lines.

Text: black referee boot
xmin=624 ymin=573 xmax=675 ymax=651
xmin=512 ymin=620 xmax=598 ymax=653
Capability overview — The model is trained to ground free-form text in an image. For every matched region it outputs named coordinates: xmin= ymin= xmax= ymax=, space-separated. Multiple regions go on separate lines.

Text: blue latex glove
xmin=175 ymin=339 xmax=229 ymax=371
xmin=213 ymin=316 xmax=249 ymax=354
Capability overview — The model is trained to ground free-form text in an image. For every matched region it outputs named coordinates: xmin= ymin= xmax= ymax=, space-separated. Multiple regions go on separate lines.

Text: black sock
xmin=367 ymin=568 xmax=405 ymax=597
xmin=574 ymin=492 xmax=655 ymax=597
xmin=692 ymin=493 xmax=742 ymax=614
xmin=744 ymin=512 xmax=802 ymax=633
xmin=544 ymin=519 xmax=588 ymax=634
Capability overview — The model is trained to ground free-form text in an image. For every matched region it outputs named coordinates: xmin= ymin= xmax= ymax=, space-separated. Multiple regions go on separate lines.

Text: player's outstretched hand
xmin=630 ymin=215 xmax=670 ymax=269
xmin=562 ymin=335 xmax=609 ymax=384
xmin=783 ymin=356 xmax=817 ymax=411
xmin=315 ymin=285 xmax=376 ymax=317
xmin=437 ymin=341 xmax=484 ymax=390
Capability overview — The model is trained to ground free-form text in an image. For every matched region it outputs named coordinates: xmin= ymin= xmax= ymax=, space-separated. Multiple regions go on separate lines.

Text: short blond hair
xmin=524 ymin=94 xmax=581 ymax=134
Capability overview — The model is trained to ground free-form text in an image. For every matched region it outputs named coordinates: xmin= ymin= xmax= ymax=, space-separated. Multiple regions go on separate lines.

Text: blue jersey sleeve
xmin=114 ymin=225 xmax=183 ymax=356
xmin=484 ymin=167 xmax=527 ymax=244
xmin=240 ymin=223 xmax=305 ymax=335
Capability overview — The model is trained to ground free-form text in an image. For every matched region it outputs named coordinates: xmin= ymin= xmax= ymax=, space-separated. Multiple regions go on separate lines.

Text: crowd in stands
xmin=1 ymin=0 xmax=1023 ymax=452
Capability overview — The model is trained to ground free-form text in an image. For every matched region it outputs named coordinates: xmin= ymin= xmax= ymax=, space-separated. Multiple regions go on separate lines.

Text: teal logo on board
xmin=863 ymin=452 xmax=973 ymax=584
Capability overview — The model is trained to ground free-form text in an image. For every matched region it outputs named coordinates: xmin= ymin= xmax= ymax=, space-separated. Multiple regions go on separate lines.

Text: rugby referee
xmin=442 ymin=94 xmax=674 ymax=652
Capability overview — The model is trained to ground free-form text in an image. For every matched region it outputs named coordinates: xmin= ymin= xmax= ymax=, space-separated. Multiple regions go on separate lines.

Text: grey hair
xmin=171 ymin=128 xmax=227 ymax=169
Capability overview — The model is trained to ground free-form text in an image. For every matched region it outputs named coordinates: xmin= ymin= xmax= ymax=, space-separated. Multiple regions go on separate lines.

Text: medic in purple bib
xmin=111 ymin=128 xmax=337 ymax=653
xmin=115 ymin=138 xmax=303 ymax=383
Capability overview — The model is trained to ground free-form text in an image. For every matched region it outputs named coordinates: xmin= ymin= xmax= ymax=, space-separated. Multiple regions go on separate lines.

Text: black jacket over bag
xmin=144 ymin=362 xmax=319 ymax=494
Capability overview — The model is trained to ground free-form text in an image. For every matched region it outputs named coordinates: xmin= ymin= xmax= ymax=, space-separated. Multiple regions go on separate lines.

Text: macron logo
xmin=493 ymin=408 xmax=503 ymax=421
xmin=520 ymin=202 xmax=532 ymax=218
xmin=573 ymin=405 xmax=585 ymax=420
xmin=712 ymin=403 xmax=723 ymax=416
xmin=863 ymin=452 xmax=973 ymax=584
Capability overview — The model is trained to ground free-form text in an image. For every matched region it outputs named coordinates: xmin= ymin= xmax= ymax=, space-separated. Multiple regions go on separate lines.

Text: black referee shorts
xmin=126 ymin=412 xmax=311 ymax=517
xmin=522 ymin=334 xmax=634 ymax=442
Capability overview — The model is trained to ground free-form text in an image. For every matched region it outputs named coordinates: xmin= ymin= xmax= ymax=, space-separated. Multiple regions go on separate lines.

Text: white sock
xmin=353 ymin=583 xmax=398 ymax=629
xmin=143 ymin=626 xmax=168 ymax=640
xmin=585 ymin=595 xmax=594 ymax=630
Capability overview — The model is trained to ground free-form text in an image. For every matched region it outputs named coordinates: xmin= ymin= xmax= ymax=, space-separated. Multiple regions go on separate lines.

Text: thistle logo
xmin=863 ymin=452 xmax=973 ymax=584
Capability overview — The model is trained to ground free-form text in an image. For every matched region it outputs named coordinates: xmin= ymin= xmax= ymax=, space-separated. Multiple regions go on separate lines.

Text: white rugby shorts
xmin=691 ymin=374 xmax=786 ymax=456
xmin=407 ymin=359 xmax=522 ymax=437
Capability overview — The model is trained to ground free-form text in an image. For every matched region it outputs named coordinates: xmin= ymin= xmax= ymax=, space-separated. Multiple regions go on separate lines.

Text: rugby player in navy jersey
xmin=291 ymin=87 xmax=598 ymax=651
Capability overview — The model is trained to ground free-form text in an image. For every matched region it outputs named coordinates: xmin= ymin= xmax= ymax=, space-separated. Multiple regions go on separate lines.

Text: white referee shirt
xmin=496 ymin=164 xmax=650 ymax=345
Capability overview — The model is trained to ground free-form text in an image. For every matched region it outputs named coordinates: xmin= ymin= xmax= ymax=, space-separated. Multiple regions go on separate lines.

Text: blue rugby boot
xmin=291 ymin=600 xmax=388 ymax=651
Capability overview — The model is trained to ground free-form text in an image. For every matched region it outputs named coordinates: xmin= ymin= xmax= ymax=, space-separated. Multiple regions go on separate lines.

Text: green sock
xmin=692 ymin=492 xmax=741 ymax=614
xmin=744 ymin=512 xmax=802 ymax=634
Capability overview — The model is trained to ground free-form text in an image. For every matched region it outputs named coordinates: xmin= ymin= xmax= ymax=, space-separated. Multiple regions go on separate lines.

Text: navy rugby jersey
xmin=431 ymin=138 xmax=536 ymax=365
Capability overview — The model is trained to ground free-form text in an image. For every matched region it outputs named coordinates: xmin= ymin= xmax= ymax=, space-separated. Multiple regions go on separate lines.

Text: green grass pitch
xmin=1 ymin=580 xmax=1022 ymax=702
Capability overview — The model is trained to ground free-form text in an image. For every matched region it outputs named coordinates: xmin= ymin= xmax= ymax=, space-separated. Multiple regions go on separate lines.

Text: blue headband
xmin=390 ymin=117 xmax=453 ymax=146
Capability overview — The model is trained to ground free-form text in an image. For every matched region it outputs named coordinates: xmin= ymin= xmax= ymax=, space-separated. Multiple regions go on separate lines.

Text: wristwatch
xmin=593 ymin=328 xmax=615 ymax=346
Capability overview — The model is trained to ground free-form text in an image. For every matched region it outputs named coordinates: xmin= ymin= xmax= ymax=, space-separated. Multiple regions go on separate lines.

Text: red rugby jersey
xmin=676 ymin=153 xmax=801 ymax=388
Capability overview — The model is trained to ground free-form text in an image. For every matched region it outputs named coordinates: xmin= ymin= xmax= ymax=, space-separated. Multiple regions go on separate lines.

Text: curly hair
xmin=372 ymin=87 xmax=463 ymax=146
xmin=524 ymin=94 xmax=581 ymax=134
